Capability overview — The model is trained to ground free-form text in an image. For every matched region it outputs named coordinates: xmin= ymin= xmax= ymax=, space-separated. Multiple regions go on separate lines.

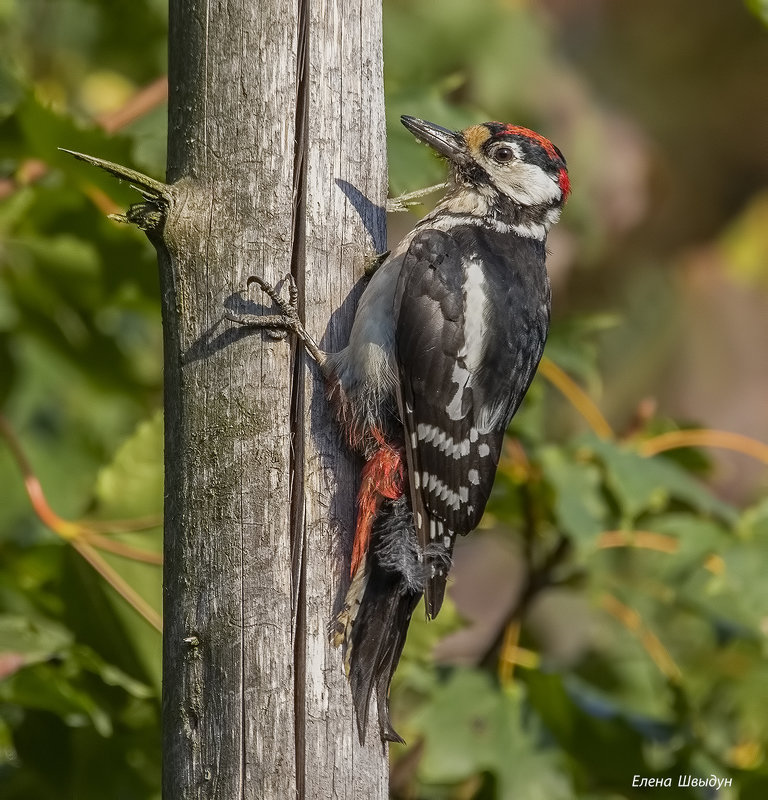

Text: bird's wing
xmin=394 ymin=227 xmax=547 ymax=618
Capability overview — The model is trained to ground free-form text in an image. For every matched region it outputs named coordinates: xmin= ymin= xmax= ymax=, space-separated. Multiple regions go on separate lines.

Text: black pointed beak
xmin=401 ymin=116 xmax=466 ymax=163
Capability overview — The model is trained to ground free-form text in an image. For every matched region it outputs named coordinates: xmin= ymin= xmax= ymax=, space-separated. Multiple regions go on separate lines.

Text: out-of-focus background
xmin=1 ymin=1 xmax=767 ymax=797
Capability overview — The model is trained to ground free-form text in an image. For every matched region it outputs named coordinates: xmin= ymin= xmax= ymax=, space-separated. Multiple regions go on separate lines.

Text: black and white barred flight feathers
xmin=319 ymin=116 xmax=566 ymax=743
xmin=395 ymin=224 xmax=550 ymax=618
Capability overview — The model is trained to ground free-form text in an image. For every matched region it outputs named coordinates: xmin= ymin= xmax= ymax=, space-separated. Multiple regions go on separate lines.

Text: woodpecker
xmin=230 ymin=116 xmax=569 ymax=744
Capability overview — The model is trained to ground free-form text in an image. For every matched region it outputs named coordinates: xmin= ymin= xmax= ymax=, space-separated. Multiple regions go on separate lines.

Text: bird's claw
xmin=363 ymin=250 xmax=390 ymax=280
xmin=246 ymin=274 xmax=299 ymax=325
xmin=229 ymin=274 xmax=327 ymax=368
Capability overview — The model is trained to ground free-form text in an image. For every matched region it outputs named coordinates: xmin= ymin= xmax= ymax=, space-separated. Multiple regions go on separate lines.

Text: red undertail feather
xmin=351 ymin=432 xmax=405 ymax=577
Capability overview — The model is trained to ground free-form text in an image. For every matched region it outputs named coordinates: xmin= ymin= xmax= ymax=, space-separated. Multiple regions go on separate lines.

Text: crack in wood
xmin=290 ymin=0 xmax=311 ymax=796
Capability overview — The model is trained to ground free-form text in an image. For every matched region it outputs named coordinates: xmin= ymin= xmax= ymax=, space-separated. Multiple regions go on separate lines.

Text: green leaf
xmin=746 ymin=0 xmax=768 ymax=26
xmin=71 ymin=645 xmax=153 ymax=699
xmin=0 ymin=661 xmax=112 ymax=737
xmin=711 ymin=537 xmax=768 ymax=633
xmin=393 ymin=595 xmax=465 ymax=701
xmin=94 ymin=409 xmax=163 ymax=518
xmin=0 ymin=614 xmax=72 ymax=667
xmin=412 ymin=669 xmax=574 ymax=799
xmin=647 ymin=513 xmax=728 ymax=569
xmin=524 ymin=671 xmax=692 ymax=792
xmin=539 ymin=445 xmax=608 ymax=543
xmin=0 ymin=61 xmax=23 ymax=121
xmin=739 ymin=497 xmax=768 ymax=539
xmin=15 ymin=93 xmax=155 ymax=200
xmin=585 ymin=437 xmax=737 ymax=524
xmin=88 ymin=410 xmax=163 ymax=691
xmin=546 ymin=314 xmax=621 ymax=392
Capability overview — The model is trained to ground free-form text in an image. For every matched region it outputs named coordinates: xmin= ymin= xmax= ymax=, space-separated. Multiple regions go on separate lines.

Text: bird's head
xmin=401 ymin=115 xmax=569 ymax=237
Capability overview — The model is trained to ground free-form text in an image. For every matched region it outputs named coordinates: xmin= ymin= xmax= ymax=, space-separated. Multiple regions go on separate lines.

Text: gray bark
xmin=159 ymin=0 xmax=389 ymax=798
xmin=301 ymin=0 xmax=390 ymax=795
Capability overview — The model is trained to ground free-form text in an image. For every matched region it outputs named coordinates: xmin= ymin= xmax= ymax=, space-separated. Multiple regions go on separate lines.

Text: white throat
xmin=414 ymin=183 xmax=561 ymax=241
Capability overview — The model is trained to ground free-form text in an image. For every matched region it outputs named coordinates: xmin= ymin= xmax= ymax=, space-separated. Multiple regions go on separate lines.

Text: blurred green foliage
xmin=1 ymin=0 xmax=768 ymax=798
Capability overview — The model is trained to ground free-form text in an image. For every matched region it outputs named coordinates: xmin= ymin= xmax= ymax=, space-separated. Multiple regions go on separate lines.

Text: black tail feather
xmin=347 ymin=555 xmax=420 ymax=744
xmin=345 ymin=496 xmax=422 ymax=744
xmin=374 ymin=592 xmax=419 ymax=743
xmin=425 ymin=572 xmax=448 ymax=620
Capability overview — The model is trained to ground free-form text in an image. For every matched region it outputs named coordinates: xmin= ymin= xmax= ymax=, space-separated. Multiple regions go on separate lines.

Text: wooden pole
xmin=157 ymin=0 xmax=389 ymax=797
xmin=301 ymin=0 xmax=389 ymax=794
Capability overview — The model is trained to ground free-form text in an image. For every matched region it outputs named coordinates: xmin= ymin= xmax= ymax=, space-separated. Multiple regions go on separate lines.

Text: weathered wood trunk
xmin=160 ymin=0 xmax=389 ymax=797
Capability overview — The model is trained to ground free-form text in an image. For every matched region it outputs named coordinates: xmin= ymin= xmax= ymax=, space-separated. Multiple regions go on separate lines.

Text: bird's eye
xmin=493 ymin=146 xmax=515 ymax=163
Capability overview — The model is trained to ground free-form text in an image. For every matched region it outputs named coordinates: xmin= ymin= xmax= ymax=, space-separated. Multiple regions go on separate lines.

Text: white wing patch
xmin=420 ymin=472 xmax=470 ymax=511
xmin=445 ymin=254 xmax=490 ymax=422
xmin=445 ymin=363 xmax=470 ymax=420
xmin=417 ymin=423 xmax=471 ymax=459
xmin=462 ymin=255 xmax=488 ymax=372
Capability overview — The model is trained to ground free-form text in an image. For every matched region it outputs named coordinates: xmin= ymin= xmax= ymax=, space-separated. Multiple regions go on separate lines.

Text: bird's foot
xmin=225 ymin=274 xmax=326 ymax=368
xmin=363 ymin=249 xmax=390 ymax=280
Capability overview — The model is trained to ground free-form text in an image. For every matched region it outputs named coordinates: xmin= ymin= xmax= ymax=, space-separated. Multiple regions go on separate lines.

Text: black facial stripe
xmin=481 ymin=132 xmax=563 ymax=172
xmin=459 ymin=161 xmax=493 ymax=187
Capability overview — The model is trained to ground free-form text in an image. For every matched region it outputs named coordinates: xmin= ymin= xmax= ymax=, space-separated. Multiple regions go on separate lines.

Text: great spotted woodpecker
xmin=230 ymin=116 xmax=569 ymax=743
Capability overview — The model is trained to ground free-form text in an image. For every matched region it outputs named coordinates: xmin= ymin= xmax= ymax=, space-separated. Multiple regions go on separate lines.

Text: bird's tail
xmin=331 ymin=495 xmax=422 ymax=744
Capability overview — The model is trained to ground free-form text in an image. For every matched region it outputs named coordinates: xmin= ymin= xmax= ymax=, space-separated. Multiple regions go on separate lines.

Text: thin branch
xmin=97 ymin=77 xmax=169 ymax=134
xmin=497 ymin=620 xmax=540 ymax=687
xmin=637 ymin=429 xmax=768 ymax=464
xmin=78 ymin=515 xmax=163 ymax=534
xmin=596 ymin=529 xmax=724 ymax=575
xmin=0 ymin=414 xmax=80 ymax=538
xmin=480 ymin=533 xmax=571 ymax=671
xmin=72 ymin=539 xmax=163 ymax=631
xmin=498 ymin=619 xmax=520 ymax=686
xmin=538 ymin=357 xmax=614 ymax=439
xmin=81 ymin=532 xmax=163 ymax=565
xmin=598 ymin=529 xmax=680 ymax=555
xmin=600 ymin=592 xmax=681 ymax=682
xmin=0 ymin=413 xmax=163 ymax=625
xmin=58 ymin=149 xmax=168 ymax=200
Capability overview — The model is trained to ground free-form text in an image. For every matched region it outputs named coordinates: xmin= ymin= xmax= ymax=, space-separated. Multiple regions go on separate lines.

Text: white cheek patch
xmin=496 ymin=162 xmax=561 ymax=207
